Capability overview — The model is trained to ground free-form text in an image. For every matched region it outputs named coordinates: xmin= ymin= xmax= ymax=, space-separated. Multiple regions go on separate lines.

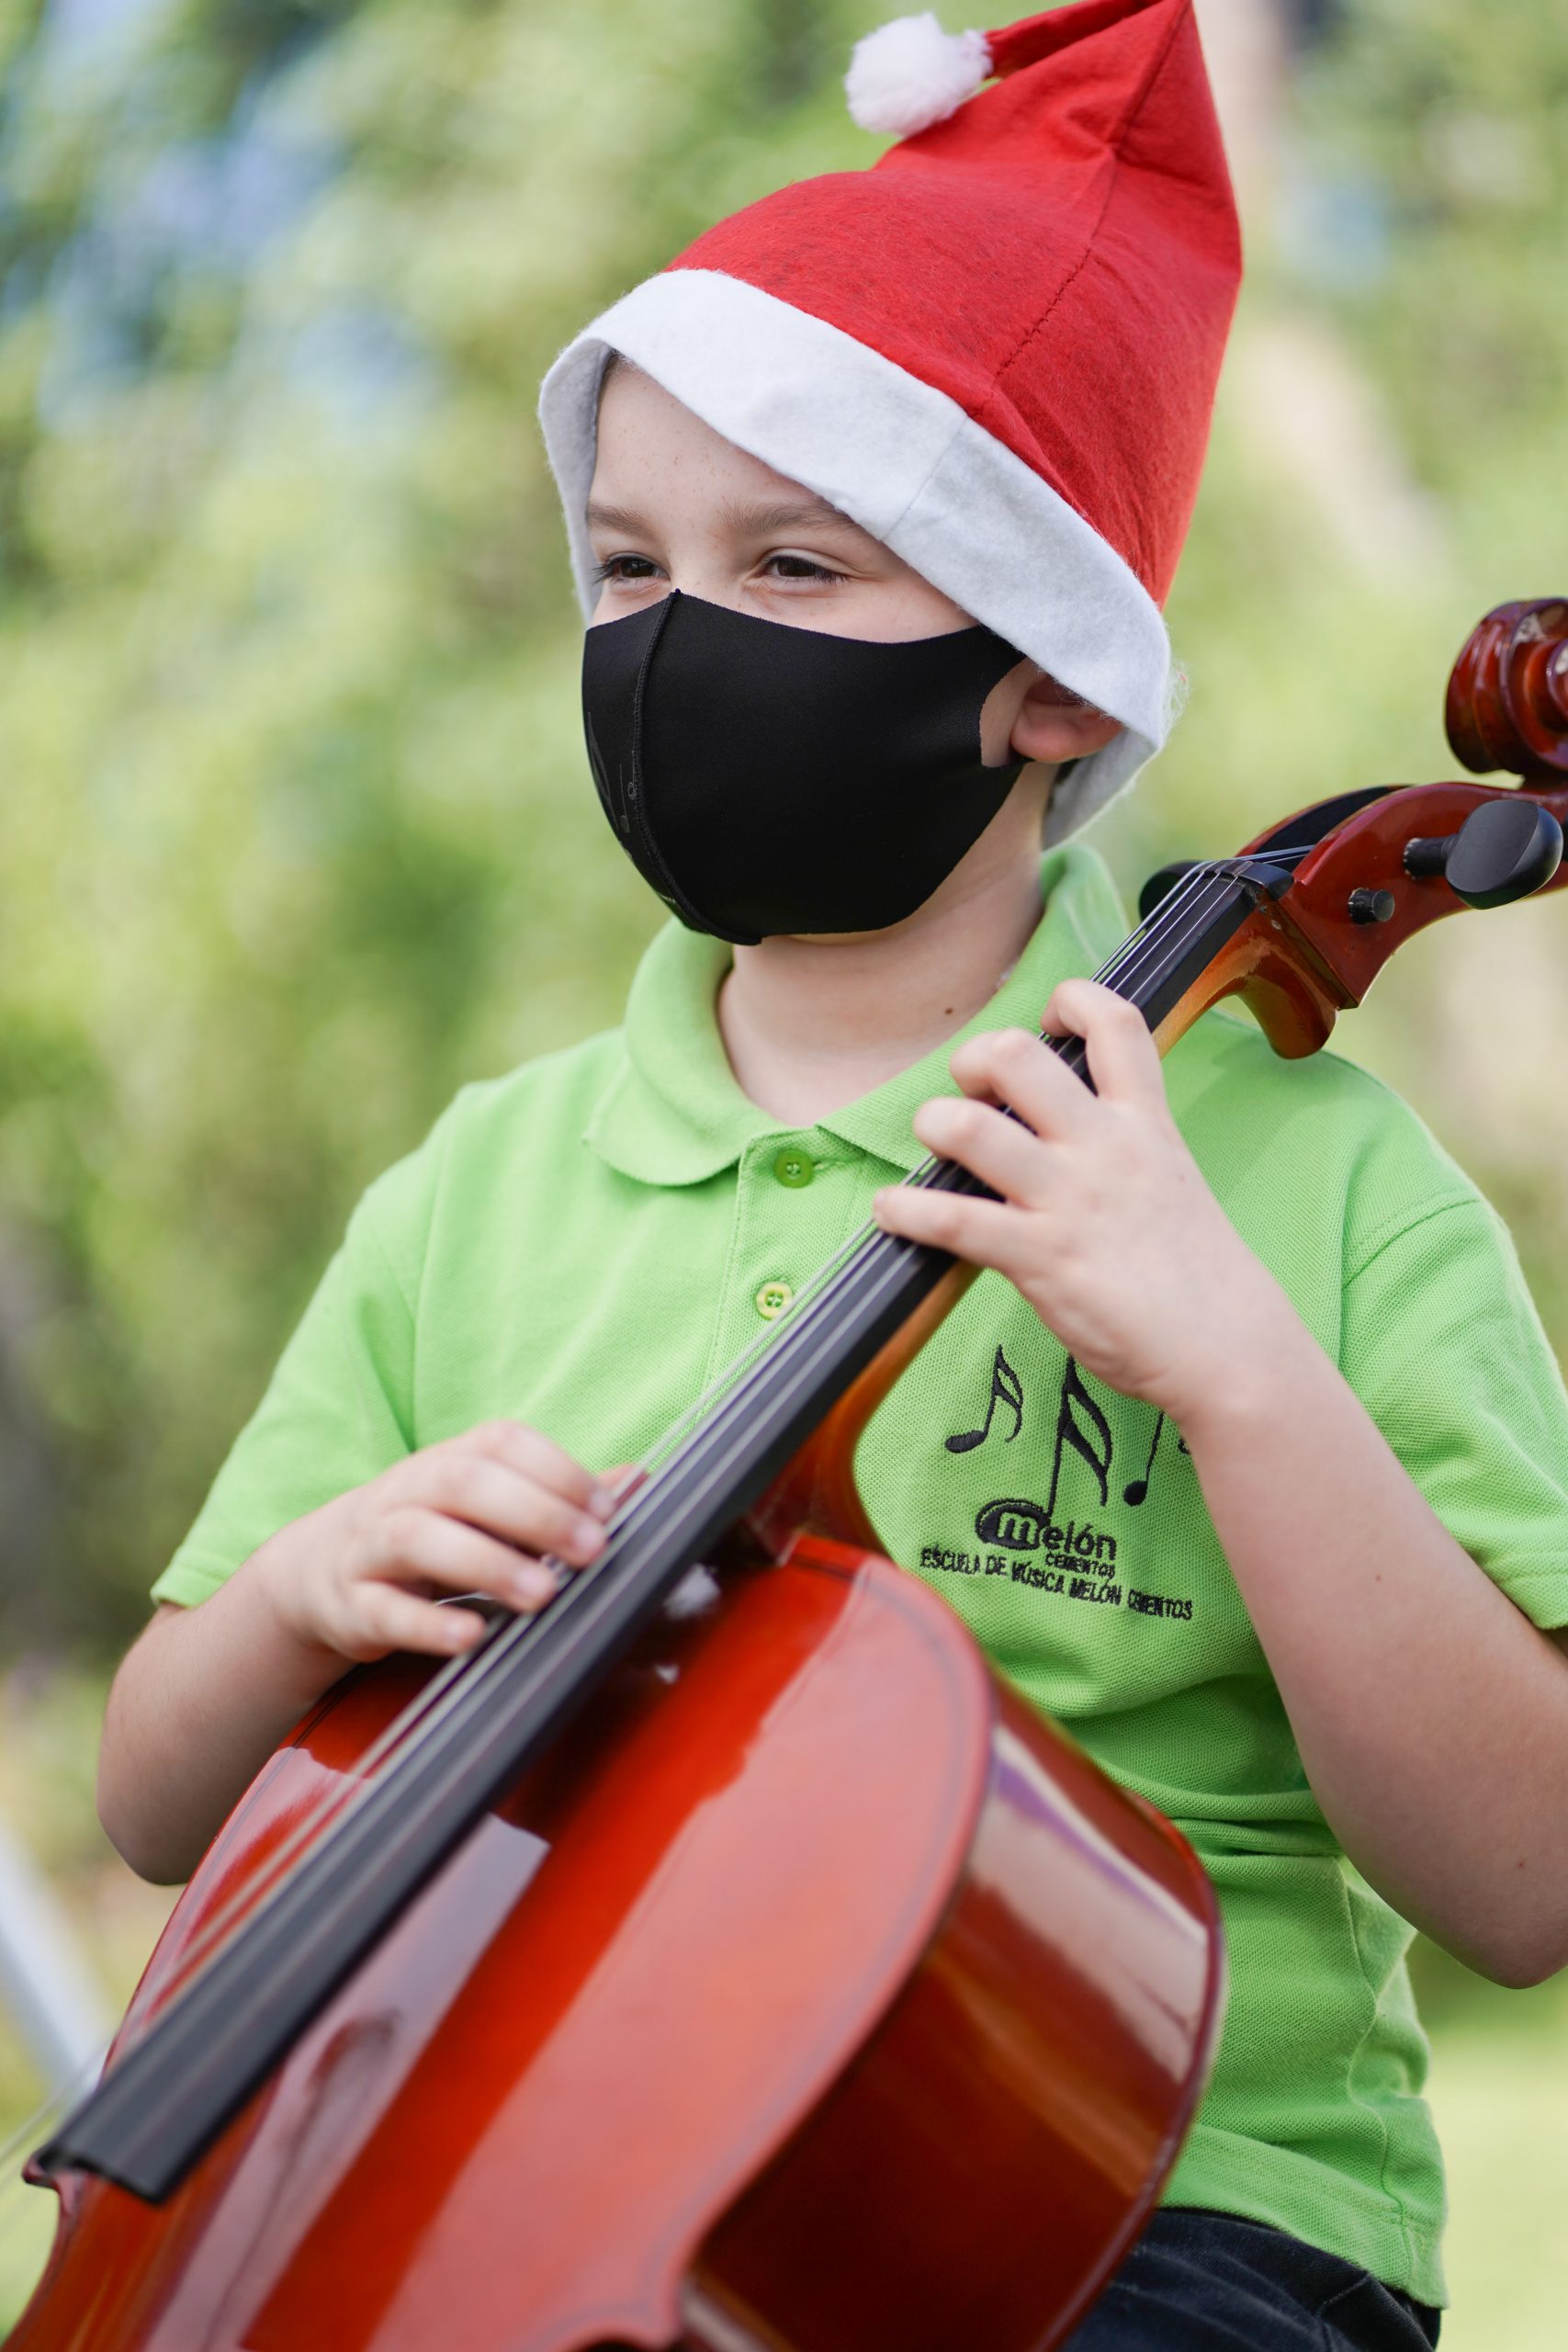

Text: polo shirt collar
xmin=584 ymin=843 xmax=1129 ymax=1186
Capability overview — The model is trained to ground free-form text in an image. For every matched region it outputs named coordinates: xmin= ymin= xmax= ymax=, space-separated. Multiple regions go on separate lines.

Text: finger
xmin=948 ymin=1026 xmax=1095 ymax=1140
xmin=873 ymin=1182 xmax=1036 ymax=1281
xmin=445 ymin=1420 xmax=612 ymax=1519
xmin=593 ymin=1464 xmax=645 ymax=1524
xmin=339 ymin=1583 xmax=490 ymax=1665
xmin=1043 ymin=979 xmax=1165 ymax=1106
xmin=416 ymin=1454 xmax=607 ymax=1566
xmin=910 ymin=1095 xmax=1054 ymax=1209
xmin=373 ymin=1505 xmax=562 ymax=1613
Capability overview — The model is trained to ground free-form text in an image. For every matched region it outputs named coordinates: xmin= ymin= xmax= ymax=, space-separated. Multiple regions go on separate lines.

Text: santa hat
xmin=539 ymin=0 xmax=1240 ymax=840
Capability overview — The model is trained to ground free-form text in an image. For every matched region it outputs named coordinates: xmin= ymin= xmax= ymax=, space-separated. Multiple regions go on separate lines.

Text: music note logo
xmin=1045 ymin=1357 xmax=1113 ymax=1519
xmin=1123 ymin=1412 xmax=1164 ymax=1506
xmin=945 ymin=1347 xmax=1025 ymax=1454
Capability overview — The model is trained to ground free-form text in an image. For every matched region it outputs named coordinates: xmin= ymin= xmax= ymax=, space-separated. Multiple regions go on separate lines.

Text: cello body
xmin=15 ymin=1531 xmax=1222 ymax=2352
xmin=17 ymin=594 xmax=1568 ymax=2351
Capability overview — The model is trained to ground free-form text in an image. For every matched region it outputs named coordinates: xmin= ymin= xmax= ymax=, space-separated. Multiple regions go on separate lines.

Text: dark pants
xmin=1061 ymin=2210 xmax=1441 ymax=2351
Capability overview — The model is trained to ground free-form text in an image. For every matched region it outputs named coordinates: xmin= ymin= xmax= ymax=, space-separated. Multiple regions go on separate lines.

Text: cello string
xmin=134 ymin=860 xmax=1245 ymax=2002
xmin=445 ymin=859 xmax=1235 ymax=1510
xmin=616 ymin=857 xmax=1236 ymax=1478
xmin=636 ymin=860 xmax=1256 ymax=1455
xmin=582 ymin=856 xmax=1252 ymax=1480
xmin=130 ymin=860 xmax=1247 ymax=2003
xmin=596 ymin=847 xmax=1276 ymax=1486
xmin=231 ymin=860 xmax=1250 ymax=1906
xmin=0 ymin=2049 xmax=109 ymax=2256
xmin=158 ymin=858 xmax=1231 ymax=1951
xmin=0 ymin=2067 xmax=98 ymax=2177
xmin=447 ymin=864 xmax=1263 ymax=1587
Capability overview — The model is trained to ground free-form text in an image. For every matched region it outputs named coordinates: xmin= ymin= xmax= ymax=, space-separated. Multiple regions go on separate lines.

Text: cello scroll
xmin=1446 ymin=597 xmax=1568 ymax=784
xmin=1140 ymin=596 xmax=1568 ymax=1065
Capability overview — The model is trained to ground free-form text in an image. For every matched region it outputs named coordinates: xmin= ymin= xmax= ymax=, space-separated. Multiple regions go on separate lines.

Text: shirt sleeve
xmin=1341 ymin=1192 xmax=1568 ymax=1630
xmin=149 ymin=1146 xmax=435 ymax=1611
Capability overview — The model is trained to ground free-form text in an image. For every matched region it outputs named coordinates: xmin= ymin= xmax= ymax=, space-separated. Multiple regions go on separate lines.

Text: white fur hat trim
xmin=540 ymin=269 xmax=1177 ymax=844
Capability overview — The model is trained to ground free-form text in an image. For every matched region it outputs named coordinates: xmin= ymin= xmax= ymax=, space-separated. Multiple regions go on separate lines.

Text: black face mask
xmin=581 ymin=592 xmax=1025 ymax=944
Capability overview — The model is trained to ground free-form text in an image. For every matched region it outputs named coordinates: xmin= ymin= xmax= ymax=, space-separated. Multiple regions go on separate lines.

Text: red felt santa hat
xmin=540 ymin=0 xmax=1241 ymax=839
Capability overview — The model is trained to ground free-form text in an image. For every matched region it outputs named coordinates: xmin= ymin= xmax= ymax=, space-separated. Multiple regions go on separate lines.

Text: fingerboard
xmin=39 ymin=855 xmax=1273 ymax=2201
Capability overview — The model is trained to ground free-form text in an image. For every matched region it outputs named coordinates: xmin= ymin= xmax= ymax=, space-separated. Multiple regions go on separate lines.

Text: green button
xmin=773 ymin=1147 xmax=814 ymax=1190
xmin=755 ymin=1280 xmax=794 ymax=1321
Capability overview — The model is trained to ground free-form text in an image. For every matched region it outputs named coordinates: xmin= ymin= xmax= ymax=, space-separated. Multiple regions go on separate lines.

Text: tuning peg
xmin=1404 ymin=795 xmax=1563 ymax=910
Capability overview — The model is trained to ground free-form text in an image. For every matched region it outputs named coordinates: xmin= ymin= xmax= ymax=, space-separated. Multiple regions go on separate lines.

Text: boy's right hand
xmin=253 ymin=1420 xmax=616 ymax=1668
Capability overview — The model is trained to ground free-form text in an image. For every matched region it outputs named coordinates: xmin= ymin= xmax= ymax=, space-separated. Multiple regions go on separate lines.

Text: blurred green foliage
xmin=0 ymin=0 xmax=880 ymax=1641
xmin=0 ymin=0 xmax=1566 ymax=2336
xmin=0 ymin=0 xmax=1564 ymax=1647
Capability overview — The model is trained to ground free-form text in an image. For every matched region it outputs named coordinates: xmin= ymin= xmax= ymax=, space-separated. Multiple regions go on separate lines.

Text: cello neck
xmin=37 ymin=853 xmax=1280 ymax=2204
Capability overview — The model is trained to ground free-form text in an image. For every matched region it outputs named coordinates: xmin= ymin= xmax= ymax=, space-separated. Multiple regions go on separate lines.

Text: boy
xmin=97 ymin=3 xmax=1568 ymax=2346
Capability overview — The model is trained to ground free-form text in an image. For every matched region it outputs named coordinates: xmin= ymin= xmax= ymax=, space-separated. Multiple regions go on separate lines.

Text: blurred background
xmin=0 ymin=0 xmax=1564 ymax=2331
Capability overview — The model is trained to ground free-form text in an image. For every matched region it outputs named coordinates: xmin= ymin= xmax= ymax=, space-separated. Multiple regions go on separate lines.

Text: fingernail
xmin=513 ymin=1566 xmax=555 ymax=1609
xmin=574 ymin=1513 xmax=607 ymax=1555
xmin=588 ymin=1483 xmax=615 ymax=1520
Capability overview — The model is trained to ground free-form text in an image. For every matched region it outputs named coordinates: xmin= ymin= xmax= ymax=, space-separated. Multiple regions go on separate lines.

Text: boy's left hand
xmin=873 ymin=978 xmax=1297 ymax=1430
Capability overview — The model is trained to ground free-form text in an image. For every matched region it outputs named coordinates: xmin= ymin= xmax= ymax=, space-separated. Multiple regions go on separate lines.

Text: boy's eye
xmin=763 ymin=553 xmax=844 ymax=583
xmin=592 ymin=553 xmax=664 ymax=583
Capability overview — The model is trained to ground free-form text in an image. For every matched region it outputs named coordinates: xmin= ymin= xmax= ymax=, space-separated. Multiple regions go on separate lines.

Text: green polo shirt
xmin=153 ymin=842 xmax=1568 ymax=2305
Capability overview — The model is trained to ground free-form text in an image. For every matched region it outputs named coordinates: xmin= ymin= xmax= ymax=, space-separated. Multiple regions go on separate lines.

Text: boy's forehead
xmin=591 ymin=362 xmax=864 ymax=539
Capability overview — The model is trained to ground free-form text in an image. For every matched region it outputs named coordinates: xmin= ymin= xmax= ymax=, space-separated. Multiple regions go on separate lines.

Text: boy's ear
xmin=1010 ymin=667 xmax=1122 ymax=766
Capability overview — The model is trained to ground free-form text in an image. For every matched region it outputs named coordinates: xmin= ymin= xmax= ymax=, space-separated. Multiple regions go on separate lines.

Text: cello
xmin=12 ymin=596 xmax=1568 ymax=2352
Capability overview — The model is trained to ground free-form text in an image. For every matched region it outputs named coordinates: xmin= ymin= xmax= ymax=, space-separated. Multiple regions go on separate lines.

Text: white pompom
xmin=845 ymin=13 xmax=991 ymax=139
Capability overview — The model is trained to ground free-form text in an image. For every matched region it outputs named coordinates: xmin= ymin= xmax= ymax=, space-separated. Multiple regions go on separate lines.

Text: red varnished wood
xmin=1152 ymin=911 xmax=1343 ymax=1062
xmin=11 ymin=1554 xmax=949 ymax=2347
xmin=1146 ymin=596 xmax=1568 ymax=1057
xmin=22 ymin=590 xmax=1568 ymax=2352
xmin=15 ymin=1544 xmax=1218 ymax=2352
xmin=1272 ymin=775 xmax=1568 ymax=1012
xmin=28 ymin=594 xmax=1568 ymax=2349
xmin=1446 ymin=597 xmax=1568 ymax=781
xmin=739 ymin=1262 xmax=978 ymax=1558
xmin=1146 ymin=769 xmax=1568 ymax=1064
xmin=688 ymin=1668 xmax=1222 ymax=2352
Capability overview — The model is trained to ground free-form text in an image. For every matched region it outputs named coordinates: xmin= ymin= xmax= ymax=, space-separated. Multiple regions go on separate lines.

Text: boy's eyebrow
xmin=719 ymin=496 xmax=864 ymax=537
xmin=584 ymin=501 xmax=653 ymax=534
xmin=584 ymin=495 xmax=867 ymax=538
